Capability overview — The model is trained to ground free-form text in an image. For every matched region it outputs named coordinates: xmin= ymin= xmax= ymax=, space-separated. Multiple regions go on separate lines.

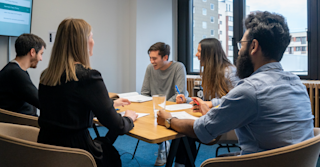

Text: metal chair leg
xmin=132 ymin=140 xmax=140 ymax=159
xmin=92 ymin=124 xmax=100 ymax=138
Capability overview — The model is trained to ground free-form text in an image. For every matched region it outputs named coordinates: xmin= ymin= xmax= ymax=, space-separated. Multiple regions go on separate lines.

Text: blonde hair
xmin=40 ymin=18 xmax=92 ymax=86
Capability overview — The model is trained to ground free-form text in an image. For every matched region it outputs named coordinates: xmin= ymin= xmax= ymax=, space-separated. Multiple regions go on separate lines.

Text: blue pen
xmin=175 ymin=85 xmax=184 ymax=101
xmin=115 ymin=108 xmax=120 ymax=111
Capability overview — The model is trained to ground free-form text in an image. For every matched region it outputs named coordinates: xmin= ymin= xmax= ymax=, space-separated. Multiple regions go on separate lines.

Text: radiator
xmin=187 ymin=76 xmax=320 ymax=127
xmin=302 ymin=80 xmax=320 ymax=127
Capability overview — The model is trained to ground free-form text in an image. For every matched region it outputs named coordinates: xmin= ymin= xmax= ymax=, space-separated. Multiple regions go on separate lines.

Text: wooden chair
xmin=0 ymin=122 xmax=97 ymax=167
xmin=200 ymin=128 xmax=320 ymax=167
xmin=0 ymin=108 xmax=39 ymax=128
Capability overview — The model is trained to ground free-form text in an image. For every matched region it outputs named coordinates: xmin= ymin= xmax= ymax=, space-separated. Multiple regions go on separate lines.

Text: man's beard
xmin=236 ymin=47 xmax=254 ymax=79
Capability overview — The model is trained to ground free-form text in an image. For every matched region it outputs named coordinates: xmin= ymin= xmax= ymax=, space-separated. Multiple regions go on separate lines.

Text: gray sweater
xmin=141 ymin=61 xmax=188 ymax=102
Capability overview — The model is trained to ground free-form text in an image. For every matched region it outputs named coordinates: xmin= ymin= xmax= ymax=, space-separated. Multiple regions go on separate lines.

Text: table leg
xmin=182 ymin=137 xmax=195 ymax=167
xmin=166 ymin=138 xmax=181 ymax=167
xmin=92 ymin=124 xmax=100 ymax=138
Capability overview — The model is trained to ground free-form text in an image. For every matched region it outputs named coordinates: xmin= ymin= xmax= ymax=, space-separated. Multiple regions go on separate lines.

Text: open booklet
xmin=109 ymin=92 xmax=152 ymax=103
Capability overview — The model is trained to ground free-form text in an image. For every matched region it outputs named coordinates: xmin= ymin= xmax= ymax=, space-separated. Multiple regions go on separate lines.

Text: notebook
xmin=109 ymin=92 xmax=152 ymax=103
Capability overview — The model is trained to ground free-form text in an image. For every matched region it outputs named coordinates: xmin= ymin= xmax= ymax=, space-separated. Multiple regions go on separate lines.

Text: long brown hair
xmin=199 ymin=38 xmax=233 ymax=99
xmin=40 ymin=18 xmax=92 ymax=86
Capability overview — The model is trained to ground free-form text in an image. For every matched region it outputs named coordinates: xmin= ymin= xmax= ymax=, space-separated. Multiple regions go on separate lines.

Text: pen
xmin=192 ymin=99 xmax=199 ymax=105
xmin=175 ymin=85 xmax=184 ymax=101
xmin=115 ymin=108 xmax=120 ymax=111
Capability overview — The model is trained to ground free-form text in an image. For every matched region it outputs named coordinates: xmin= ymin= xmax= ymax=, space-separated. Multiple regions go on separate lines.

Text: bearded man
xmin=157 ymin=11 xmax=314 ymax=160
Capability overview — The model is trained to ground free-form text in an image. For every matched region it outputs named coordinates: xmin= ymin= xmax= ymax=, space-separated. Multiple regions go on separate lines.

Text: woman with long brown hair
xmin=174 ymin=38 xmax=239 ymax=167
xmin=37 ymin=18 xmax=137 ymax=167
xmin=176 ymin=38 xmax=239 ymax=108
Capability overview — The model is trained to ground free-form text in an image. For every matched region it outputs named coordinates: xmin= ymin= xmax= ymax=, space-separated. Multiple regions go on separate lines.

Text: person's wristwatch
xmin=165 ymin=117 xmax=176 ymax=129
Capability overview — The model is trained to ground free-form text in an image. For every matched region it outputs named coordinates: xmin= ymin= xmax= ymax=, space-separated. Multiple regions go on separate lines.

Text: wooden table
xmin=94 ymin=99 xmax=202 ymax=167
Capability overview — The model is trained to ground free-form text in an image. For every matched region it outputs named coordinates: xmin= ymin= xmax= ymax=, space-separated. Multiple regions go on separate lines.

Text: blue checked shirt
xmin=194 ymin=62 xmax=314 ymax=155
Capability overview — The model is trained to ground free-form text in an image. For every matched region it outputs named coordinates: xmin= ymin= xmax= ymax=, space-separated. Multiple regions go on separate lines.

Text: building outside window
xmin=228 ymin=26 xmax=233 ymax=31
xmin=296 ymin=47 xmax=301 ymax=51
xmin=301 ymin=37 xmax=306 ymax=44
xmin=202 ymin=22 xmax=207 ymax=29
xmin=210 ymin=3 xmax=214 ymax=10
xmin=228 ymin=36 xmax=232 ymax=41
xmin=210 ymin=16 xmax=214 ymax=23
xmin=228 ymin=45 xmax=233 ymax=51
xmin=296 ymin=37 xmax=301 ymax=42
xmin=301 ymin=46 xmax=306 ymax=51
xmin=211 ymin=30 xmax=214 ymax=36
xmin=228 ymin=16 xmax=233 ymax=22
xmin=202 ymin=8 xmax=207 ymax=15
xmin=219 ymin=21 xmax=222 ymax=24
xmin=220 ymin=31 xmax=222 ymax=35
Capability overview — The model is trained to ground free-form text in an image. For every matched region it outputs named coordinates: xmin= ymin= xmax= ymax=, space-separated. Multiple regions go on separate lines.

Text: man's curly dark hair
xmin=245 ymin=11 xmax=291 ymax=61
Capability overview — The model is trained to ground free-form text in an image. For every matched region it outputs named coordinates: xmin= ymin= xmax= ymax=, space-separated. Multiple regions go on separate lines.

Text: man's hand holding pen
xmin=190 ymin=97 xmax=210 ymax=116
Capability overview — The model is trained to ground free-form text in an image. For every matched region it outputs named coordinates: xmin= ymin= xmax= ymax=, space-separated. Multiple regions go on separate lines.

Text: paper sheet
xmin=165 ymin=104 xmax=193 ymax=111
xmin=170 ymin=111 xmax=199 ymax=120
xmin=119 ymin=111 xmax=150 ymax=118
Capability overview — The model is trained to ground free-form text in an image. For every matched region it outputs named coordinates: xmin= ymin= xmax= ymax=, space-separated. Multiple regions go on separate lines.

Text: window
xmin=301 ymin=37 xmax=306 ymax=44
xmin=246 ymin=0 xmax=309 ymax=76
xmin=202 ymin=22 xmax=207 ymax=29
xmin=210 ymin=3 xmax=214 ymax=10
xmin=178 ymin=0 xmax=319 ymax=78
xmin=210 ymin=16 xmax=214 ymax=23
xmin=202 ymin=8 xmax=207 ymax=15
xmin=220 ymin=31 xmax=222 ymax=35
xmin=228 ymin=16 xmax=233 ymax=22
xmin=228 ymin=45 xmax=233 ymax=51
xmin=211 ymin=30 xmax=214 ymax=36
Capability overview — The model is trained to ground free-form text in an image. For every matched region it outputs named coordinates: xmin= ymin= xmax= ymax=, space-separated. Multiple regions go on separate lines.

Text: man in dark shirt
xmin=0 ymin=33 xmax=46 ymax=116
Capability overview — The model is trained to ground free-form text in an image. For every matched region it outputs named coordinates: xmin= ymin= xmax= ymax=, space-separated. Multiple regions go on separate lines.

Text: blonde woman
xmin=37 ymin=18 xmax=137 ymax=167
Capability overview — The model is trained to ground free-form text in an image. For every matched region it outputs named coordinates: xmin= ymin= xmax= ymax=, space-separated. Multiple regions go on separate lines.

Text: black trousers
xmin=175 ymin=137 xmax=197 ymax=167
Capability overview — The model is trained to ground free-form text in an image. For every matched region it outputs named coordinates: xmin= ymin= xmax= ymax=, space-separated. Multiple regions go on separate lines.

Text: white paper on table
xmin=170 ymin=111 xmax=199 ymax=120
xmin=119 ymin=111 xmax=149 ymax=118
xmin=165 ymin=104 xmax=193 ymax=111
xmin=117 ymin=92 xmax=152 ymax=102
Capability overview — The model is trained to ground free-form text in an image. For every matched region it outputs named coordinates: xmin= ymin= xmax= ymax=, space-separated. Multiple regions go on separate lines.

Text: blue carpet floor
xmin=89 ymin=127 xmax=320 ymax=167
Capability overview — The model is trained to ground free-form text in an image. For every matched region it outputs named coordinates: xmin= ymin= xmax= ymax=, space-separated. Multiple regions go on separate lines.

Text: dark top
xmin=37 ymin=64 xmax=134 ymax=166
xmin=0 ymin=62 xmax=39 ymax=116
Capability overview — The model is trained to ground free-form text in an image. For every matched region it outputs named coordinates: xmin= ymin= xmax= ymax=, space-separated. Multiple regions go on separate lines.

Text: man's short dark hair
xmin=148 ymin=42 xmax=170 ymax=59
xmin=15 ymin=33 xmax=46 ymax=57
xmin=245 ymin=11 xmax=291 ymax=61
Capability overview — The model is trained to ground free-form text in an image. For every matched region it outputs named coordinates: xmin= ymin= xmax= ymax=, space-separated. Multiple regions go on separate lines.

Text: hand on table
xmin=124 ymin=110 xmax=138 ymax=122
xmin=176 ymin=94 xmax=187 ymax=104
xmin=114 ymin=98 xmax=131 ymax=107
xmin=157 ymin=110 xmax=172 ymax=126
xmin=190 ymin=97 xmax=210 ymax=115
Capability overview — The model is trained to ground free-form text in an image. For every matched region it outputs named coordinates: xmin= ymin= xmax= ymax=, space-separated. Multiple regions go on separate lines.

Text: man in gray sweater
xmin=141 ymin=42 xmax=188 ymax=166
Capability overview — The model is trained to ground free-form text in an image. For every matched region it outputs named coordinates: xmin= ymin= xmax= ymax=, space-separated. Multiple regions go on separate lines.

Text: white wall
xmin=135 ymin=0 xmax=175 ymax=93
xmin=0 ymin=0 xmax=177 ymax=94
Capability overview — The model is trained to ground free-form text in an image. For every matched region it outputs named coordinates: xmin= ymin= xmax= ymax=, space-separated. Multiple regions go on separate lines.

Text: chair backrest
xmin=201 ymin=128 xmax=320 ymax=167
xmin=0 ymin=108 xmax=39 ymax=128
xmin=216 ymin=130 xmax=238 ymax=144
xmin=0 ymin=123 xmax=97 ymax=167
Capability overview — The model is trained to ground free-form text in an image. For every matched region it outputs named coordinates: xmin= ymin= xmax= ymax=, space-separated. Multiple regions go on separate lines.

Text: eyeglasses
xmin=237 ymin=40 xmax=252 ymax=50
